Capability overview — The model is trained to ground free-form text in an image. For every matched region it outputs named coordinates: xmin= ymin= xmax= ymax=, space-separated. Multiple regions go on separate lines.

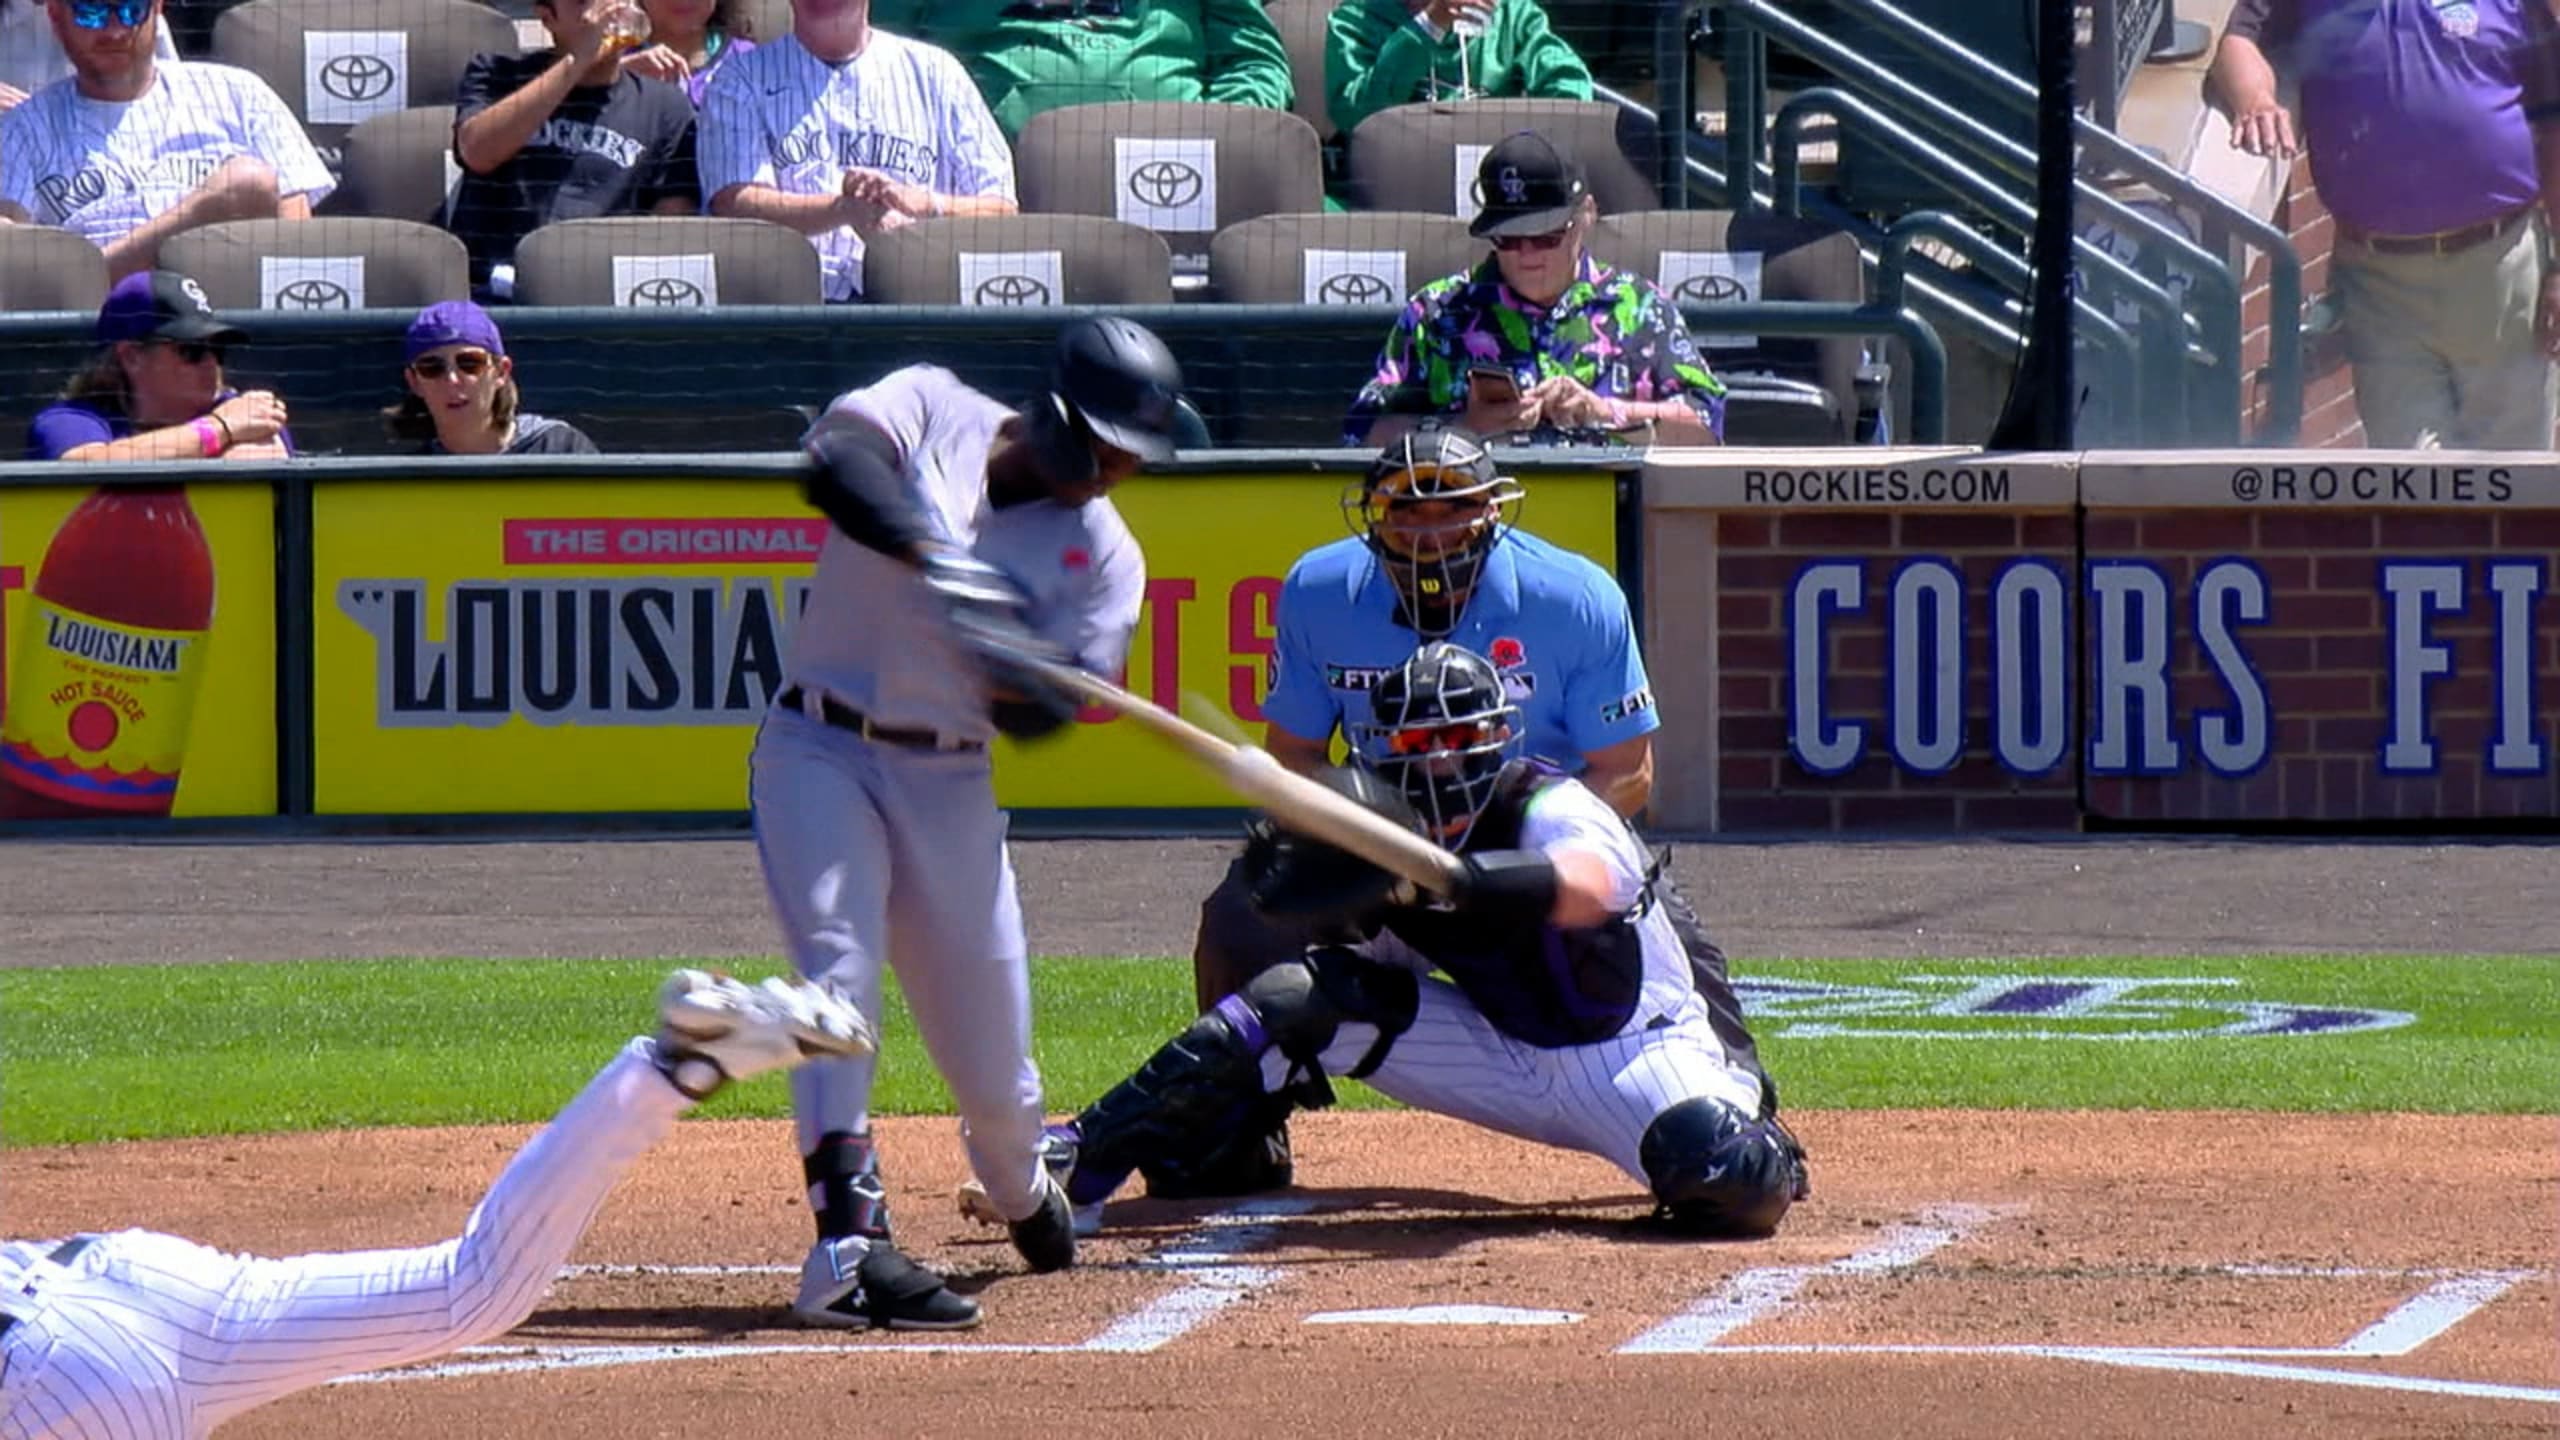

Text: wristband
xmin=191 ymin=417 xmax=225 ymax=457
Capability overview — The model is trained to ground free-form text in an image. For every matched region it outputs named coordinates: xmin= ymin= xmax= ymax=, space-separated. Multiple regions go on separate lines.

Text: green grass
xmin=2 ymin=953 xmax=2553 ymax=1145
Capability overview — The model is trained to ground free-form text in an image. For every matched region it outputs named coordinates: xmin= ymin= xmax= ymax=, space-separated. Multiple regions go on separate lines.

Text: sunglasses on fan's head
xmin=410 ymin=350 xmax=494 ymax=381
xmin=66 ymin=0 xmax=153 ymax=30
xmin=1491 ymin=227 xmax=1571 ymax=255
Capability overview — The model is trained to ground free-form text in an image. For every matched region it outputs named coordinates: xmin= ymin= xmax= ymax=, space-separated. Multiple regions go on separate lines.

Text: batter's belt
xmin=777 ymin=684 xmax=988 ymax=754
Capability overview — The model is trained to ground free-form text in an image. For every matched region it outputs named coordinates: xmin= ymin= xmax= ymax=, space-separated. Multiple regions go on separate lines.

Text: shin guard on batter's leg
xmin=805 ymin=1130 xmax=892 ymax=1241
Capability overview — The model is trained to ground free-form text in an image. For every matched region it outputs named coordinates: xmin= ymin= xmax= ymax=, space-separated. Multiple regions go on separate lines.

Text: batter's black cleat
xmin=1008 ymin=1173 xmax=1079 ymax=1273
xmin=793 ymin=1237 xmax=982 ymax=1331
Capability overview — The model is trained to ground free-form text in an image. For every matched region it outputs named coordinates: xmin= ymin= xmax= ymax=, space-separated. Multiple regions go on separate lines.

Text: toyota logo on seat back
xmin=317 ymin=52 xmax=396 ymax=103
xmin=627 ymin=276 xmax=706 ymax=306
xmin=273 ymin=278 xmax=352 ymax=308
xmin=1316 ymin=272 xmax=1394 ymax=304
xmin=1128 ymin=160 xmax=1204 ymax=211
xmin=1672 ymin=273 xmax=1750 ymax=302
xmin=973 ymin=273 xmax=1052 ymax=305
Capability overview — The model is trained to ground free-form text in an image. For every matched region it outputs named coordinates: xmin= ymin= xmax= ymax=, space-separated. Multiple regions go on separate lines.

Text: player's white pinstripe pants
xmin=0 ymin=1040 xmax=686 ymax=1440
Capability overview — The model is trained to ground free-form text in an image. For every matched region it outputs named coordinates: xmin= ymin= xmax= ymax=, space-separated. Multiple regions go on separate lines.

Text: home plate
xmin=1305 ymin=1305 xmax=1585 ymax=1327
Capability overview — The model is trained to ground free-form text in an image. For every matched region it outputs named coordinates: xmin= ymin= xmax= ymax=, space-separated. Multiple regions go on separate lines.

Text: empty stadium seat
xmin=510 ymin=217 xmax=826 ymax=306
xmin=160 ymin=217 xmax=470 ymax=310
xmin=1267 ymin=0 xmax=1338 ymax=144
xmin=1014 ymin=102 xmax=1325 ymax=265
xmin=211 ymin=0 xmax=520 ymax=167
xmin=1590 ymin=209 xmax=1868 ymax=444
xmin=323 ymin=104 xmax=462 ymax=224
xmin=1345 ymin=98 xmax=1662 ymax=222
xmin=860 ymin=216 xmax=1176 ymax=306
xmin=1208 ymin=212 xmax=1480 ymax=304
xmin=0 ymin=226 xmax=112 ymax=315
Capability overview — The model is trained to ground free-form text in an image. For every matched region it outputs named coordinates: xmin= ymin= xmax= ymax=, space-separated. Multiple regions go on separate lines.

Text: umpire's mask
xmin=1343 ymin=422 xmax=1523 ymax=639
xmin=1350 ymin=642 xmax=1522 ymax=845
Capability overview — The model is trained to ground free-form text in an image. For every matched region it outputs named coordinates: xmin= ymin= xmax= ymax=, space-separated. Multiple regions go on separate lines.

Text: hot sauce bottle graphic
xmin=0 ymin=485 xmax=217 ymax=819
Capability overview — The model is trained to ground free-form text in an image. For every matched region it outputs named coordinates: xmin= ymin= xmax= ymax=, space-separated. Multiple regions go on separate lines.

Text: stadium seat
xmin=1590 ymin=209 xmax=1868 ymax=444
xmin=1208 ymin=212 xmax=1480 ymax=305
xmin=1345 ymin=99 xmax=1663 ymax=222
xmin=211 ymin=0 xmax=520 ymax=167
xmin=1267 ymin=0 xmax=1338 ymax=144
xmin=860 ymin=216 xmax=1176 ymax=306
xmin=733 ymin=0 xmax=790 ymax=41
xmin=160 ymin=217 xmax=470 ymax=310
xmin=1013 ymin=102 xmax=1324 ymax=265
xmin=0 ymin=226 xmax=112 ymax=314
xmin=510 ymin=217 xmax=826 ymax=306
xmin=323 ymin=104 xmax=463 ymax=224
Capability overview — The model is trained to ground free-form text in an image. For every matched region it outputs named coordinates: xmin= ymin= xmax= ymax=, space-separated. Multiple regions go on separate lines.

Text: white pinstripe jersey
xmin=0 ymin=59 xmax=334 ymax=246
xmin=696 ymin=29 xmax=1013 ymax=300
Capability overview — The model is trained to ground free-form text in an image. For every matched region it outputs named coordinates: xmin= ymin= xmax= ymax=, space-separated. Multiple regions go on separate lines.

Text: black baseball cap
xmin=96 ymin=270 xmax=247 ymax=347
xmin=1469 ymin=131 xmax=1588 ymax=239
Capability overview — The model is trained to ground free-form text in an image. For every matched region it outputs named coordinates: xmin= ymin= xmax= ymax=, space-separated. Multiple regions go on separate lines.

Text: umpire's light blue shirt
xmin=1262 ymin=531 xmax=1660 ymax=769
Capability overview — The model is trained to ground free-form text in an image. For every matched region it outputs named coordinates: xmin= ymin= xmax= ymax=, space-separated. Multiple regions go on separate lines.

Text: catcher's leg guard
xmin=1638 ymin=1097 xmax=1806 ymax=1239
xmin=1077 ymin=950 xmax=1417 ymax=1207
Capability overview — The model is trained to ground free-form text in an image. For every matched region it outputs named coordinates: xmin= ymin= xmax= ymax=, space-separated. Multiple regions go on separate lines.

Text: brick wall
xmin=2241 ymin=160 xmax=2364 ymax=448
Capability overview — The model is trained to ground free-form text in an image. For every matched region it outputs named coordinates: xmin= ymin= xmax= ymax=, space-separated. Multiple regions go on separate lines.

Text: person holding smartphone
xmin=1343 ymin=130 xmax=1725 ymax=449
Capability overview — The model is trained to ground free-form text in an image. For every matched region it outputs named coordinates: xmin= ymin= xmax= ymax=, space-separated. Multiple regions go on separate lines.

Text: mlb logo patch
xmin=2432 ymin=0 xmax=2478 ymax=36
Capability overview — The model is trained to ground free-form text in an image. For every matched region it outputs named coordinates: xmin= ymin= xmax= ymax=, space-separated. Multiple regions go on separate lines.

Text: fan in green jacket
xmin=870 ymin=0 xmax=1295 ymax=141
xmin=1325 ymin=0 xmax=1593 ymax=139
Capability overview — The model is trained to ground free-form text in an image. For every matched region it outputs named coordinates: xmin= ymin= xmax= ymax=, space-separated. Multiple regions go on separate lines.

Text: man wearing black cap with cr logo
xmin=1344 ymin=129 xmax=1726 ymax=450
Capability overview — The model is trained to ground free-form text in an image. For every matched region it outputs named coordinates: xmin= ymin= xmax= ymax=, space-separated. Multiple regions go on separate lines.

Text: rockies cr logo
xmin=273 ymin=278 xmax=352 ymax=308
xmin=1671 ymin=273 xmax=1749 ymax=302
xmin=317 ymin=52 xmax=397 ymax=103
xmin=1316 ymin=271 xmax=1394 ymax=303
xmin=626 ymin=276 xmax=706 ymax=306
xmin=1127 ymin=160 xmax=1203 ymax=210
xmin=972 ymin=273 xmax=1051 ymax=305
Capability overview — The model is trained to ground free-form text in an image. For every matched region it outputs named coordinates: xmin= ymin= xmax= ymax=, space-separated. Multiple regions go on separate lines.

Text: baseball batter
xmin=755 ymin=317 xmax=1188 ymax=1329
xmin=1040 ymin=644 xmax=1810 ymax=1239
xmin=0 ymin=970 xmax=870 ymax=1440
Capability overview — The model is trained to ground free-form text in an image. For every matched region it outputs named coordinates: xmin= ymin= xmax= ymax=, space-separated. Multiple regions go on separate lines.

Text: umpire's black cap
xmin=1051 ymin=316 xmax=1185 ymax=462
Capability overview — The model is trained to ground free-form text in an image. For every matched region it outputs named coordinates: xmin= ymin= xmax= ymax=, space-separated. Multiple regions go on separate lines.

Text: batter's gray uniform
xmin=752 ymin=365 xmax=1144 ymax=1244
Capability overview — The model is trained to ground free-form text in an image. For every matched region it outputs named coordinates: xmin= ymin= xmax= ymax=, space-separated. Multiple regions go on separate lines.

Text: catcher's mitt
xmin=1239 ymin=766 xmax=1418 ymax=926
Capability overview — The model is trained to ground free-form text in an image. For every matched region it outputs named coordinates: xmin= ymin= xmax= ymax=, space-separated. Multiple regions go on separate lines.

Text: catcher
xmin=1024 ymin=643 xmax=1810 ymax=1239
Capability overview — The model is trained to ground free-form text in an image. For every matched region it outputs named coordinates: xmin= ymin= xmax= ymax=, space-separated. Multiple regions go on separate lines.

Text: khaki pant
xmin=2335 ymin=215 xmax=2559 ymax=451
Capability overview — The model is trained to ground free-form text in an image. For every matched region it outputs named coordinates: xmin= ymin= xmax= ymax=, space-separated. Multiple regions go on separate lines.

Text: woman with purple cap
xmin=385 ymin=301 xmax=599 ymax=455
xmin=27 ymin=270 xmax=292 ymax=462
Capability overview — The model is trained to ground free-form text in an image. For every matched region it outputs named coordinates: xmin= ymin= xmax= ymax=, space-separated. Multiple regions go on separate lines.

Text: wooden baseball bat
xmin=1017 ymin=658 xmax=1469 ymax=898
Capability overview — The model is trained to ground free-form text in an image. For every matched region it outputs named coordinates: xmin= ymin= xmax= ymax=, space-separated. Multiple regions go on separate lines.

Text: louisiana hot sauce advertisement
xmin=0 ymin=480 xmax=278 ymax=820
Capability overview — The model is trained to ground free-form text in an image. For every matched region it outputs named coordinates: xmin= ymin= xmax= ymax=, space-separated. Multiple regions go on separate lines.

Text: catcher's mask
xmin=1342 ymin=422 xmax=1523 ymax=638
xmin=1350 ymin=642 xmax=1521 ymax=844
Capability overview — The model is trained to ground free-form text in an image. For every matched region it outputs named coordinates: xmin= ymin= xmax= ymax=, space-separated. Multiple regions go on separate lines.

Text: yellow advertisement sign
xmin=312 ymin=470 xmax=1618 ymax=814
xmin=0 ymin=482 xmax=278 ymax=819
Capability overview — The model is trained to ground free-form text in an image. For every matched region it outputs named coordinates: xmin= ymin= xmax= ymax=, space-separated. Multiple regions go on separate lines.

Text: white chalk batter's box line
xmin=333 ymin=1199 xmax=2558 ymax=1407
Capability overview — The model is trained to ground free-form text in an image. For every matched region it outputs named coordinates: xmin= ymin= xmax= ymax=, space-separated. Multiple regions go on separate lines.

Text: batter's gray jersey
xmin=788 ymin=364 xmax=1147 ymax=742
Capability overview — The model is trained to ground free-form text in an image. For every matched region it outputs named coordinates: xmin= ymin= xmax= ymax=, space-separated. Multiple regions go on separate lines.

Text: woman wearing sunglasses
xmin=27 ymin=269 xmax=292 ymax=461
xmin=1342 ymin=130 xmax=1725 ymax=450
xmin=384 ymin=301 xmax=599 ymax=455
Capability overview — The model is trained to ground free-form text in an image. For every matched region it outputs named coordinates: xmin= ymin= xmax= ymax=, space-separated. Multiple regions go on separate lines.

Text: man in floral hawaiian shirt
xmin=1343 ymin=130 xmax=1725 ymax=448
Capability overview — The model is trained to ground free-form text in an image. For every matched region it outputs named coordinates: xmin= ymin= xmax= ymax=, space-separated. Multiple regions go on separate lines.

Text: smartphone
xmin=1467 ymin=366 xmax=1520 ymax=404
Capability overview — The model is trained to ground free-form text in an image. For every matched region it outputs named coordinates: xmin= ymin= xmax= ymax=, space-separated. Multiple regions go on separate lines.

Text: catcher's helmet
xmin=1024 ymin=316 xmax=1186 ymax=492
xmin=1350 ymin=642 xmax=1521 ymax=842
xmin=1343 ymin=421 xmax=1523 ymax=638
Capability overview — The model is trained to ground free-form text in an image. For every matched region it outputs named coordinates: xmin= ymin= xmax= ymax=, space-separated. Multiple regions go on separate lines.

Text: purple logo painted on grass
xmin=1730 ymin=975 xmax=2414 ymax=1041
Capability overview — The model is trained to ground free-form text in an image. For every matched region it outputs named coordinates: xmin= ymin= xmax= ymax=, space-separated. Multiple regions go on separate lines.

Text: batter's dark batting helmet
xmin=1350 ymin=642 xmax=1521 ymax=843
xmin=1023 ymin=316 xmax=1186 ymax=491
xmin=1345 ymin=421 xmax=1524 ymax=638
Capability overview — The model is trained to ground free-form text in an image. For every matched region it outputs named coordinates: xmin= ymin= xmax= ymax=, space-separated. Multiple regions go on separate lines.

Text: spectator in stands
xmin=0 ymin=0 xmax=172 ymax=109
xmin=699 ymin=0 xmax=1016 ymax=301
xmin=1344 ymin=131 xmax=1724 ymax=448
xmin=1324 ymin=0 xmax=1592 ymax=139
xmin=386 ymin=301 xmax=600 ymax=456
xmin=870 ymin=0 xmax=1292 ymax=141
xmin=27 ymin=269 xmax=292 ymax=461
xmin=623 ymin=0 xmax=755 ymax=107
xmin=449 ymin=0 xmax=701 ymax=300
xmin=2208 ymin=0 xmax=2560 ymax=449
xmin=0 ymin=0 xmax=331 ymax=280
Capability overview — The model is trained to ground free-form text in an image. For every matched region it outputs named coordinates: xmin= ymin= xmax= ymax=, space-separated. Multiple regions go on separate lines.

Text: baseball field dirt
xmin=3 ymin=837 xmax=2555 ymax=1437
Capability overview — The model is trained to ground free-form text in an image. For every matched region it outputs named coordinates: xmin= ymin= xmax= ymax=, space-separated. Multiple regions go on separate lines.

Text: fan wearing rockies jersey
xmin=1037 ymin=643 xmax=1809 ymax=1242
xmin=698 ymin=0 xmax=1014 ymax=301
xmin=0 ymin=0 xmax=331 ymax=279
xmin=1156 ymin=420 xmax=1776 ymax=1201
xmin=0 ymin=970 xmax=870 ymax=1440
xmin=755 ymin=317 xmax=1187 ymax=1330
